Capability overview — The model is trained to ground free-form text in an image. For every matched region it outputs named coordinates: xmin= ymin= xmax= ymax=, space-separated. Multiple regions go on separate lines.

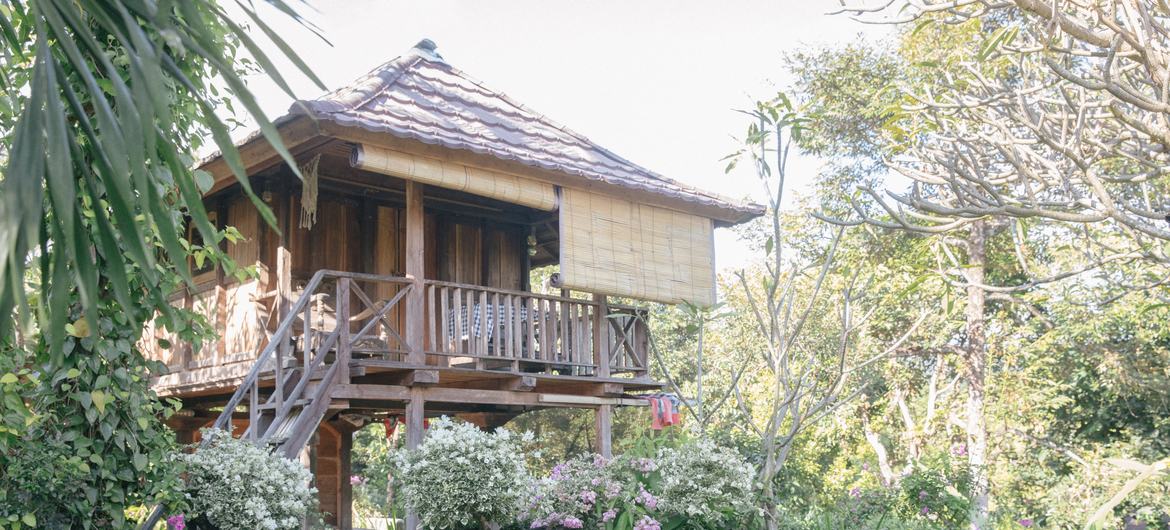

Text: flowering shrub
xmin=180 ymin=429 xmax=317 ymax=530
xmin=396 ymin=417 xmax=532 ymax=529
xmin=526 ymin=454 xmax=654 ymax=529
xmin=655 ymin=438 xmax=756 ymax=524
xmin=526 ymin=438 xmax=757 ymax=529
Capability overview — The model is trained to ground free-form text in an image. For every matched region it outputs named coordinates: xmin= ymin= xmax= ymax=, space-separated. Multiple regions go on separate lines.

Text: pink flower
xmin=634 ymin=516 xmax=661 ymax=530
xmin=602 ymin=510 xmax=617 ymax=522
xmin=350 ymin=475 xmax=366 ymax=486
xmin=166 ymin=514 xmax=186 ymax=530
xmin=1018 ymin=519 xmax=1034 ymax=527
xmin=561 ymin=516 xmax=584 ymax=528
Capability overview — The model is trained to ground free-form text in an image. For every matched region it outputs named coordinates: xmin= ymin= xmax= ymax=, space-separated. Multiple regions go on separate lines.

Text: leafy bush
xmin=0 ymin=308 xmax=188 ymax=529
xmin=396 ymin=417 xmax=532 ymax=529
xmin=656 ymin=438 xmax=756 ymax=524
xmin=180 ymin=429 xmax=316 ymax=530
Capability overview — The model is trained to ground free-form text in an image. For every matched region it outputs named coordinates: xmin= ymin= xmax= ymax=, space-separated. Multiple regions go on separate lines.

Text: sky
xmin=235 ymin=0 xmax=887 ymax=271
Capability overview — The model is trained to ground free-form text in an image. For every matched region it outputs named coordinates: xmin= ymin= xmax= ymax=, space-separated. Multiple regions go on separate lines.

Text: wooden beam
xmin=405 ymin=182 xmax=425 ymax=364
xmin=331 ymin=384 xmax=647 ymax=408
xmin=402 ymin=369 xmax=439 ymax=386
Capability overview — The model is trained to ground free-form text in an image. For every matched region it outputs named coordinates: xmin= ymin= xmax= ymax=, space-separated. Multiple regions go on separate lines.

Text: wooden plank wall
xmin=144 ymin=182 xmax=529 ymax=376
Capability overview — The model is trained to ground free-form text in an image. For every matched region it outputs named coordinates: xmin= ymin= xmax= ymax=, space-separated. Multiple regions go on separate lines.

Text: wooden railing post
xmin=336 ymin=277 xmax=351 ymax=384
xmin=593 ymin=294 xmax=610 ymax=378
xmin=405 ymin=182 xmax=425 ymax=365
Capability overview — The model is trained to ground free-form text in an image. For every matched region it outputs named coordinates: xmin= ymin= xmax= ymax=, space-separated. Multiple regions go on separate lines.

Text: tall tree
xmin=0 ymin=1 xmax=323 ymax=526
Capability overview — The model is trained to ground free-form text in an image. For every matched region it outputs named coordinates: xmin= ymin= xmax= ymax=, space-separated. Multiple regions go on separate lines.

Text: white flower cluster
xmin=181 ymin=430 xmax=317 ymax=530
xmin=396 ymin=417 xmax=533 ymax=529
xmin=655 ymin=439 xmax=756 ymax=524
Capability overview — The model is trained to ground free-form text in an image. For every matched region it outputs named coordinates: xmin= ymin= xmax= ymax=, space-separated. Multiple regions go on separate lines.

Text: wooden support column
xmin=595 ymin=404 xmax=613 ymax=459
xmin=593 ymin=294 xmax=611 ymax=378
xmin=336 ymin=422 xmax=355 ymax=530
xmin=405 ymin=182 xmax=426 ymax=365
xmin=405 ymin=387 xmax=425 ymax=530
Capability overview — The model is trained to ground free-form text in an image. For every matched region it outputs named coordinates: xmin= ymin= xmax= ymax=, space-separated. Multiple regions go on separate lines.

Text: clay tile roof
xmin=290 ymin=39 xmax=763 ymax=224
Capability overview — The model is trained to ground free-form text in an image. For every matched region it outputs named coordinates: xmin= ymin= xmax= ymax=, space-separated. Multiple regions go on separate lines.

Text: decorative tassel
xmin=299 ymin=154 xmax=320 ymax=230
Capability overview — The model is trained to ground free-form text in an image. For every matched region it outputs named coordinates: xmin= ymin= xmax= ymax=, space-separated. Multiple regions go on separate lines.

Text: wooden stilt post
xmin=337 ymin=424 xmax=354 ymax=530
xmin=405 ymin=387 xmax=425 ymax=529
xmin=405 ymin=181 xmax=425 ymax=365
xmin=595 ymin=404 xmax=613 ymax=459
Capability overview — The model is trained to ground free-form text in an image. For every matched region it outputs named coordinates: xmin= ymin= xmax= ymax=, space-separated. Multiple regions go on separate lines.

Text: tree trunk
xmin=964 ymin=221 xmax=990 ymax=529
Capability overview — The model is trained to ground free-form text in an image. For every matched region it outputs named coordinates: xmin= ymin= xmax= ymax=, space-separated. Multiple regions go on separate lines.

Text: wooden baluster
xmin=440 ymin=286 xmax=450 ymax=354
xmin=427 ymin=284 xmax=436 ymax=355
xmin=493 ymin=293 xmax=503 ymax=358
xmin=477 ymin=290 xmax=488 ymax=369
xmin=526 ymin=297 xmax=537 ymax=362
xmin=511 ymin=295 xmax=521 ymax=371
xmin=538 ymin=299 xmax=549 ymax=364
xmin=472 ymin=288 xmax=482 ymax=355
xmin=559 ymin=299 xmax=569 ymax=366
xmin=337 ymin=278 xmax=351 ymax=385
xmin=452 ymin=287 xmax=463 ymax=356
xmin=248 ymin=383 xmax=258 ymax=441
xmin=568 ymin=303 xmax=579 ymax=367
xmin=303 ymin=296 xmax=313 ymax=375
xmin=505 ymin=295 xmax=515 ymax=359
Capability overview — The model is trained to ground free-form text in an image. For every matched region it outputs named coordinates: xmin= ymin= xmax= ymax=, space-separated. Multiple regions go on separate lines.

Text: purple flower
xmin=918 ymin=490 xmax=928 ymax=501
xmin=636 ymin=488 xmax=658 ymax=510
xmin=579 ymin=490 xmax=597 ymax=506
xmin=920 ymin=506 xmax=931 ymax=515
xmin=605 ymin=481 xmax=622 ymax=499
xmin=561 ymin=516 xmax=584 ymax=529
xmin=1018 ymin=519 xmax=1034 ymax=528
xmin=952 ymin=443 xmax=968 ymax=457
xmin=593 ymin=454 xmax=609 ymax=467
xmin=862 ymin=463 xmax=870 ymax=471
xmin=530 ymin=520 xmax=546 ymax=529
xmin=602 ymin=510 xmax=617 ymax=522
xmin=550 ymin=463 xmax=567 ymax=481
xmin=849 ymin=487 xmax=861 ymax=498
xmin=634 ymin=516 xmax=662 ymax=530
xmin=591 ymin=477 xmax=602 ymax=486
xmin=166 ymin=514 xmax=186 ymax=530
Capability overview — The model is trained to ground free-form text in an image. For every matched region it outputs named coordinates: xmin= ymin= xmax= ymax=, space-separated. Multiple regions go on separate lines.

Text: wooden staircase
xmin=140 ymin=270 xmax=413 ymax=528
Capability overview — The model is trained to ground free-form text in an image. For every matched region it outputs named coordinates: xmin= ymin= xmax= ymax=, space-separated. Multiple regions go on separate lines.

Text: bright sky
xmin=236 ymin=0 xmax=887 ymax=271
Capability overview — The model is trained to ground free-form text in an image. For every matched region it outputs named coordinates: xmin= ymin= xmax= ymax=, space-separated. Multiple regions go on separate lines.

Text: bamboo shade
xmin=351 ymin=144 xmax=558 ymax=211
xmin=559 ymin=188 xmax=716 ymax=306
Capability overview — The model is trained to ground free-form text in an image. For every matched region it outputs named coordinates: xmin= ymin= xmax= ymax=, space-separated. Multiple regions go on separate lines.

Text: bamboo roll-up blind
xmin=351 ymin=144 xmax=558 ymax=211
xmin=559 ymin=188 xmax=717 ymax=306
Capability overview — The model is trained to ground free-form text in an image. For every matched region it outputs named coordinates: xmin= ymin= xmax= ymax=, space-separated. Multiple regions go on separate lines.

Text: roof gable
xmin=291 ymin=39 xmax=762 ymax=224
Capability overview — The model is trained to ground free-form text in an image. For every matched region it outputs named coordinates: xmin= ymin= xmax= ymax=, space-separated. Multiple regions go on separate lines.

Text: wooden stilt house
xmin=147 ymin=39 xmax=762 ymax=528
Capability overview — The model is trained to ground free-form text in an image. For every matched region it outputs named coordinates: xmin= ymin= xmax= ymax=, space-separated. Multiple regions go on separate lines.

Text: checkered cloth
xmin=447 ymin=303 xmax=533 ymax=342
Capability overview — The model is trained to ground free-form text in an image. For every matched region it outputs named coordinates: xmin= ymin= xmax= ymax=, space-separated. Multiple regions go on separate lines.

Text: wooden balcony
xmin=150 ymin=270 xmax=655 ymax=399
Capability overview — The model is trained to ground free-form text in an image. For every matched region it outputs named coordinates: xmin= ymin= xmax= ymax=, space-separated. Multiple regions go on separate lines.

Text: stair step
xmin=265 ymin=409 xmax=303 ymax=446
xmin=256 ymin=398 xmax=310 ymax=411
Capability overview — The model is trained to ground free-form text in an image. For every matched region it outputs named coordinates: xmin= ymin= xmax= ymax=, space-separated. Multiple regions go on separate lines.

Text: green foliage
xmin=0 ymin=0 xmax=323 ymax=347
xmin=0 ymin=301 xmax=187 ymax=529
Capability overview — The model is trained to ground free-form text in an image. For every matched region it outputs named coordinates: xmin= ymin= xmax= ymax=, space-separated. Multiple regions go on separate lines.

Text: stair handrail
xmin=206 ymin=268 xmax=329 ymax=435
